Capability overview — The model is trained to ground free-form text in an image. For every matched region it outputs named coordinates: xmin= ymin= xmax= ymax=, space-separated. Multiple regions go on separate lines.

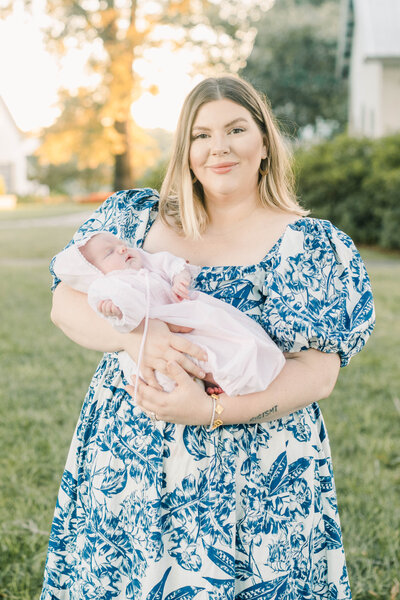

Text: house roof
xmin=337 ymin=0 xmax=400 ymax=77
xmin=0 ymin=95 xmax=24 ymax=136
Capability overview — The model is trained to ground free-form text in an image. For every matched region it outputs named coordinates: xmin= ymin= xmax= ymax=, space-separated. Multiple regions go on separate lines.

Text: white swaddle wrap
xmin=53 ymin=234 xmax=285 ymax=397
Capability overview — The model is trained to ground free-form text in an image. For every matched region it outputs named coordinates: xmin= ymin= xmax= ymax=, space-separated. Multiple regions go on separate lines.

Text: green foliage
xmin=241 ymin=0 xmax=346 ymax=137
xmin=28 ymin=155 xmax=112 ymax=195
xmin=137 ymin=158 xmax=169 ymax=191
xmin=15 ymin=194 xmax=46 ymax=204
xmin=136 ymin=128 xmax=173 ymax=191
xmin=295 ymin=134 xmax=400 ymax=249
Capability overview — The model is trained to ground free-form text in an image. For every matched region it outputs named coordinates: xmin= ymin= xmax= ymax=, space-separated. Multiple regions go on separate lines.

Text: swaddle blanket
xmin=53 ymin=235 xmax=285 ymax=396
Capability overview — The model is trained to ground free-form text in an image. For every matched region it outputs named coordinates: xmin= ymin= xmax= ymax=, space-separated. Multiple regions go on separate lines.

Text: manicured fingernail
xmin=199 ymin=371 xmax=206 ymax=378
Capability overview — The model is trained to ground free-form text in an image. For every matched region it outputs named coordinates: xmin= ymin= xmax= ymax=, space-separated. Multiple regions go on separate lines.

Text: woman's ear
xmin=262 ymin=139 xmax=268 ymax=160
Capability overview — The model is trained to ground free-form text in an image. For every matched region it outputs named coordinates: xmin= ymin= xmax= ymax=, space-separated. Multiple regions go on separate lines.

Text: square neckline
xmin=142 ymin=198 xmax=309 ymax=272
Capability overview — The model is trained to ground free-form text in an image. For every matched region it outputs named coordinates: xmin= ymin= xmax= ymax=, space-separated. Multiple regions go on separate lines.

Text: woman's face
xmin=189 ymin=98 xmax=267 ymax=203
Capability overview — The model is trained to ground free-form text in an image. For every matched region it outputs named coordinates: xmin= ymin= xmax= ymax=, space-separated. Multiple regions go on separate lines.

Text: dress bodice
xmin=51 ymin=188 xmax=375 ymax=366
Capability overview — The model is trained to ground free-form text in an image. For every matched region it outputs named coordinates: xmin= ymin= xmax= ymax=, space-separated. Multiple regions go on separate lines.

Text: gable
xmin=337 ymin=0 xmax=400 ymax=77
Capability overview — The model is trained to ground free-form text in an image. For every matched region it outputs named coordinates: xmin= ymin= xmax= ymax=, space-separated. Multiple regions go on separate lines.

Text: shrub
xmin=295 ymin=134 xmax=400 ymax=249
xmin=137 ymin=159 xmax=169 ymax=192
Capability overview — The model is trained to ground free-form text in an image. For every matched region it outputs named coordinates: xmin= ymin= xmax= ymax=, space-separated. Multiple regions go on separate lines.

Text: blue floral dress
xmin=41 ymin=188 xmax=375 ymax=600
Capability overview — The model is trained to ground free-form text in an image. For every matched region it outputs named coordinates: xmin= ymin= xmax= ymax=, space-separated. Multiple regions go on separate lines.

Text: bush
xmin=16 ymin=194 xmax=46 ymax=204
xmin=137 ymin=159 xmax=169 ymax=191
xmin=380 ymin=207 xmax=400 ymax=249
xmin=295 ymin=134 xmax=400 ymax=249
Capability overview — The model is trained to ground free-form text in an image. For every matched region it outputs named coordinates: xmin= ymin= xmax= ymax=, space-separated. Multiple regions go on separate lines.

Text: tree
xmin=1 ymin=0 xmax=269 ymax=191
xmin=241 ymin=0 xmax=346 ymax=138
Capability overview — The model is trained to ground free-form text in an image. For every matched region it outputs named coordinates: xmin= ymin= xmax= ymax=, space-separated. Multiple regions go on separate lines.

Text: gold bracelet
xmin=210 ymin=393 xmax=224 ymax=430
xmin=207 ymin=394 xmax=216 ymax=432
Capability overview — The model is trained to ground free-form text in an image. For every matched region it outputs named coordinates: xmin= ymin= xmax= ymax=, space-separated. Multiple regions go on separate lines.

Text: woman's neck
xmin=204 ymin=193 xmax=264 ymax=235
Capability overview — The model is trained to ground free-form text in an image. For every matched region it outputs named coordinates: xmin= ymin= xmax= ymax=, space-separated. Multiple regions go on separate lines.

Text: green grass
xmin=0 ymin=227 xmax=79 ymax=261
xmin=0 ymin=224 xmax=101 ymax=598
xmin=0 ymin=222 xmax=399 ymax=599
xmin=323 ymin=260 xmax=400 ymax=599
xmin=0 ymin=202 xmax=99 ymax=222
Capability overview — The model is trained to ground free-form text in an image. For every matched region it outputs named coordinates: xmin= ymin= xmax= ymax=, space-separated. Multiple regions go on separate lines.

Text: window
xmin=0 ymin=163 xmax=14 ymax=193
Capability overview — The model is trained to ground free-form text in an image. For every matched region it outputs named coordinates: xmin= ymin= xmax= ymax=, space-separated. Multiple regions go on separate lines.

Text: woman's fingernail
xmin=199 ymin=371 xmax=206 ymax=378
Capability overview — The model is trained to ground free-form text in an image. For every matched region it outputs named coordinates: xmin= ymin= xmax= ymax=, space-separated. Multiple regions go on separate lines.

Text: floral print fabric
xmin=41 ymin=189 xmax=375 ymax=599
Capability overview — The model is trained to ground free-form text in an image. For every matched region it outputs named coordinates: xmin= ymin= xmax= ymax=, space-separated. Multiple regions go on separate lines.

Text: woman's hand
xmin=125 ymin=348 xmax=341 ymax=426
xmin=122 ymin=319 xmax=208 ymax=390
xmin=126 ymin=362 xmax=212 ymax=425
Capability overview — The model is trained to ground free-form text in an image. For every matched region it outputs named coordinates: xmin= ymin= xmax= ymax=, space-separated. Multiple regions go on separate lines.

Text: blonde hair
xmin=159 ymin=75 xmax=308 ymax=238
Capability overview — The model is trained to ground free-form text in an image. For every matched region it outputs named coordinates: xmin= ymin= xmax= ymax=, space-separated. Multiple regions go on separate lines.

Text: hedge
xmin=295 ymin=134 xmax=400 ymax=249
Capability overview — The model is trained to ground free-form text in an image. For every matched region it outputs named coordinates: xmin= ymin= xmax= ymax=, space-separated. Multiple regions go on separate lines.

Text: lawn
xmin=0 ymin=201 xmax=99 ymax=222
xmin=0 ymin=219 xmax=399 ymax=600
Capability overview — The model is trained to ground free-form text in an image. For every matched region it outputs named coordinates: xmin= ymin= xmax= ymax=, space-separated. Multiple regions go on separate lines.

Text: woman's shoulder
xmin=285 ymin=216 xmax=360 ymax=262
xmin=71 ymin=188 xmax=159 ymax=248
xmin=290 ymin=216 xmax=352 ymax=242
xmin=105 ymin=187 xmax=159 ymax=212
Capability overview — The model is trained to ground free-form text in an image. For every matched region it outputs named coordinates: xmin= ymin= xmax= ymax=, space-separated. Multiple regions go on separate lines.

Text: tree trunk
xmin=113 ymin=120 xmax=134 ymax=191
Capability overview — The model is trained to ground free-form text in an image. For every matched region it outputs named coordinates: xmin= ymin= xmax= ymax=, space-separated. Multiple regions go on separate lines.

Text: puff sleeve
xmin=260 ymin=219 xmax=375 ymax=367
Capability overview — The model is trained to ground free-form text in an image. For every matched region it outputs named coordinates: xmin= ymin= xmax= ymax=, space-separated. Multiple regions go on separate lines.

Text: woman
xmin=42 ymin=75 xmax=375 ymax=599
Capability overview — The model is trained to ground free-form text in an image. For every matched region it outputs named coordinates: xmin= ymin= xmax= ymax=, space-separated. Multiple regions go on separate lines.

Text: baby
xmin=80 ymin=231 xmax=195 ymax=312
xmin=53 ymin=232 xmax=285 ymax=397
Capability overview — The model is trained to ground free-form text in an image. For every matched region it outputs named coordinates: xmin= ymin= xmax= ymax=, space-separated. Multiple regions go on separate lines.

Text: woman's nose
xmin=211 ymin=134 xmax=229 ymax=155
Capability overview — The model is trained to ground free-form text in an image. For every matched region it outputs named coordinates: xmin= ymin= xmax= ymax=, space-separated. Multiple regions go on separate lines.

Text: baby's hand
xmin=172 ymin=270 xmax=191 ymax=301
xmin=97 ymin=299 xmax=123 ymax=319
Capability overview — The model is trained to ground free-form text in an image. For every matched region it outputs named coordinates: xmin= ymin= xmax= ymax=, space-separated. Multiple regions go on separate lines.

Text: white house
xmin=0 ymin=95 xmax=35 ymax=195
xmin=337 ymin=0 xmax=400 ymax=138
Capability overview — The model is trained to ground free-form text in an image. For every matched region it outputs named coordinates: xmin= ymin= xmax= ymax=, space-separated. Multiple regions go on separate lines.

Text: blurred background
xmin=0 ymin=1 xmax=399 ymax=598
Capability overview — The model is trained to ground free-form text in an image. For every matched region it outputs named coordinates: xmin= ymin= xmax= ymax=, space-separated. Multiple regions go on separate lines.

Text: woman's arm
xmin=51 ymin=282 xmax=128 ymax=351
xmin=51 ymin=283 xmax=208 ymax=386
xmin=234 ymin=349 xmax=340 ymax=424
xmin=128 ymin=349 xmax=341 ymax=425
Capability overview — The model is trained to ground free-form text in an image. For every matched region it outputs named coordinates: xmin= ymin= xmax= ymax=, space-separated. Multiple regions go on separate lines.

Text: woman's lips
xmin=208 ymin=162 xmax=238 ymax=174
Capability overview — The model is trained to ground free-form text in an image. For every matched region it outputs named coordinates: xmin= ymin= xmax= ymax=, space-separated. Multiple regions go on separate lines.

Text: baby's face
xmin=81 ymin=233 xmax=142 ymax=274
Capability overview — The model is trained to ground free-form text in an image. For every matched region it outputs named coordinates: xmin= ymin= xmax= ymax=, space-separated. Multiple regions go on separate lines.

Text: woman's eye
xmin=230 ymin=127 xmax=245 ymax=134
xmin=192 ymin=133 xmax=208 ymax=140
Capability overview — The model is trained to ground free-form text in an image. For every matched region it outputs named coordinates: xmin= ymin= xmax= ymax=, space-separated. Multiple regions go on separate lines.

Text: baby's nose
xmin=118 ymin=245 xmax=127 ymax=254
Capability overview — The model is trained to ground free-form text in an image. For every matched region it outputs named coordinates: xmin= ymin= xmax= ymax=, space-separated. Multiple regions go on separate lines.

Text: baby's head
xmin=80 ymin=232 xmax=142 ymax=274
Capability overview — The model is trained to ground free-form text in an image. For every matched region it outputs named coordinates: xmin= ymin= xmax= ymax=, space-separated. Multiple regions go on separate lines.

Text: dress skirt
xmin=41 ymin=354 xmax=352 ymax=600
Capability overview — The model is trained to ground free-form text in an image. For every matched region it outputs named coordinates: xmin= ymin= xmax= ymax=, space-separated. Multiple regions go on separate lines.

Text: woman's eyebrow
xmin=192 ymin=117 xmax=248 ymax=132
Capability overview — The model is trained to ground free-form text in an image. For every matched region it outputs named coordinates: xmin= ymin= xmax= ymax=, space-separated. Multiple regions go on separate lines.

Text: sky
xmin=0 ymin=1 xmax=205 ymax=133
